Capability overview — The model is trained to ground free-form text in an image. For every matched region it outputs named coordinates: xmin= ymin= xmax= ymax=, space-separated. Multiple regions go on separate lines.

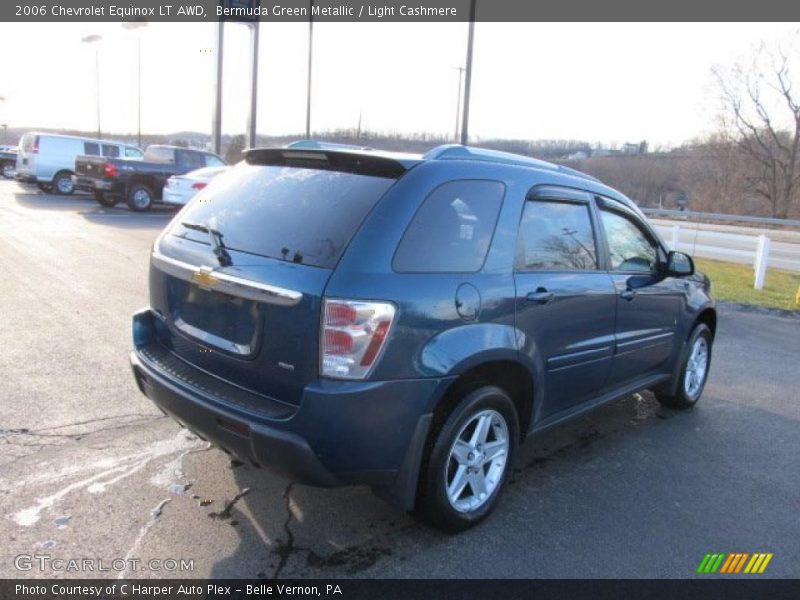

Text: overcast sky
xmin=0 ymin=22 xmax=797 ymax=147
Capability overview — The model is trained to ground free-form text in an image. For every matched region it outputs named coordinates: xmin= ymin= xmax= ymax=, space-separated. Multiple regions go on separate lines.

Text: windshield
xmin=170 ymin=163 xmax=395 ymax=269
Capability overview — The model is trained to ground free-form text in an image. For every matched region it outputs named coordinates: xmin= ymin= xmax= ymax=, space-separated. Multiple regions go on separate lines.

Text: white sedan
xmin=162 ymin=166 xmax=230 ymax=206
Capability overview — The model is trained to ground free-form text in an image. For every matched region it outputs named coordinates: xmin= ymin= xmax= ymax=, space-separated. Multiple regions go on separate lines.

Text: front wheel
xmin=415 ymin=385 xmax=519 ymax=532
xmin=127 ymin=184 xmax=154 ymax=212
xmin=656 ymin=323 xmax=712 ymax=409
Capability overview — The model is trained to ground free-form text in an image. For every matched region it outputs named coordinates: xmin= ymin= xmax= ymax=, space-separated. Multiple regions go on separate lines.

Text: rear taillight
xmin=321 ymin=299 xmax=396 ymax=380
xmin=103 ymin=162 xmax=118 ymax=178
xmin=191 ymin=182 xmax=207 ymax=191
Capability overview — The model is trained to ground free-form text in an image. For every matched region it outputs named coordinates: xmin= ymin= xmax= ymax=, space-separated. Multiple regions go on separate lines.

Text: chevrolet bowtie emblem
xmin=192 ymin=267 xmax=219 ymax=290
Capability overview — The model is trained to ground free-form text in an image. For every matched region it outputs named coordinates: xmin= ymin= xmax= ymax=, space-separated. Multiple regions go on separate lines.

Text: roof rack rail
xmin=286 ymin=140 xmax=374 ymax=151
xmin=423 ymin=144 xmax=598 ymax=182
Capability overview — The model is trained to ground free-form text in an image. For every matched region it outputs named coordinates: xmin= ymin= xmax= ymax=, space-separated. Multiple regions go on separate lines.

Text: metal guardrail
xmin=641 ymin=208 xmax=800 ymax=228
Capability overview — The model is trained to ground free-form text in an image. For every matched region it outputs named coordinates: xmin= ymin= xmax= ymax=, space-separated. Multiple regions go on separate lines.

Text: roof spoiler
xmin=244 ymin=147 xmax=410 ymax=178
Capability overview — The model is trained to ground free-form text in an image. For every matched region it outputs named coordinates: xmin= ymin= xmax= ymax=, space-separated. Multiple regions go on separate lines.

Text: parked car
xmin=1 ymin=148 xmax=17 ymax=179
xmin=14 ymin=132 xmax=143 ymax=194
xmin=130 ymin=143 xmax=716 ymax=532
xmin=74 ymin=145 xmax=226 ymax=211
xmin=162 ymin=166 xmax=230 ymax=206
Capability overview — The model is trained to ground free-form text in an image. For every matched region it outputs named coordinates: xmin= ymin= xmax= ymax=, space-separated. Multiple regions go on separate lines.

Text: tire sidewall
xmin=422 ymin=385 xmax=519 ymax=532
xmin=127 ymin=185 xmax=153 ymax=212
xmin=677 ymin=323 xmax=712 ymax=406
xmin=95 ymin=192 xmax=118 ymax=207
xmin=1 ymin=162 xmax=13 ymax=179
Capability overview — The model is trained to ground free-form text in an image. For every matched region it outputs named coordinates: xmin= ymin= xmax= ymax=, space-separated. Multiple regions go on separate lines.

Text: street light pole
xmin=122 ymin=22 xmax=148 ymax=148
xmin=460 ymin=0 xmax=476 ymax=146
xmin=81 ymin=34 xmax=103 ymax=140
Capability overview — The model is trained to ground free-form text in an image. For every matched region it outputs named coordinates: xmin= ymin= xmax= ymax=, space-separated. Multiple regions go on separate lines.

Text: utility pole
xmin=305 ymin=0 xmax=314 ymax=139
xmin=460 ymin=0 xmax=476 ymax=146
xmin=454 ymin=66 xmax=465 ymax=143
xmin=246 ymin=22 xmax=259 ymax=149
xmin=211 ymin=22 xmax=224 ymax=155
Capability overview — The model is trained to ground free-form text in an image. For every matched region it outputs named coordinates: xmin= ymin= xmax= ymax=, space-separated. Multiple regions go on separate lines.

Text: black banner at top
xmin=3 ymin=0 xmax=800 ymax=22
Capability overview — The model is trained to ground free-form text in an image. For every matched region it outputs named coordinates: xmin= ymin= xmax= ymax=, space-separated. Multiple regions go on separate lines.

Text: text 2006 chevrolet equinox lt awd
xmin=130 ymin=142 xmax=715 ymax=532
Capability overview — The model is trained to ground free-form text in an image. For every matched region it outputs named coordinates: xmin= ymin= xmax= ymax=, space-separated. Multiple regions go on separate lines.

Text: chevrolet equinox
xmin=130 ymin=142 xmax=716 ymax=532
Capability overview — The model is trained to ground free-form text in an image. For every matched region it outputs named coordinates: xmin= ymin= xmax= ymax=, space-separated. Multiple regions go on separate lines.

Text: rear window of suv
xmin=171 ymin=163 xmax=395 ymax=269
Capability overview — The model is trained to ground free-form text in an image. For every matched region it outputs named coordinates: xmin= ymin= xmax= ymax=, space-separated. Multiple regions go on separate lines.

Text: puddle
xmin=53 ymin=515 xmax=71 ymax=528
xmin=168 ymin=483 xmax=192 ymax=495
xmin=150 ymin=499 xmax=171 ymax=518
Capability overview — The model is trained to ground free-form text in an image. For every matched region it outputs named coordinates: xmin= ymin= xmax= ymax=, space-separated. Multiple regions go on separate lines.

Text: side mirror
xmin=666 ymin=250 xmax=694 ymax=277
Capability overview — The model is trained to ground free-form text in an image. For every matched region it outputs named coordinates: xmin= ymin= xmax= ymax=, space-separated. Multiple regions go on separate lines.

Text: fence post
xmin=670 ymin=225 xmax=681 ymax=251
xmin=753 ymin=234 xmax=771 ymax=290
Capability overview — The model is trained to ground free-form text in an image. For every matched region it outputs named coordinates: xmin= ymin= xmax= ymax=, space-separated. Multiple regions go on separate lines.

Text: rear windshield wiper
xmin=181 ymin=221 xmax=233 ymax=267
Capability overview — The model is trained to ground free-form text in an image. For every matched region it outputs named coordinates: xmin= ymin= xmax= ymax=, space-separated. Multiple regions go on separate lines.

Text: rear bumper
xmin=162 ymin=188 xmax=190 ymax=205
xmin=130 ymin=309 xmax=451 ymax=506
xmin=72 ymin=175 xmax=115 ymax=193
xmin=14 ymin=172 xmax=37 ymax=184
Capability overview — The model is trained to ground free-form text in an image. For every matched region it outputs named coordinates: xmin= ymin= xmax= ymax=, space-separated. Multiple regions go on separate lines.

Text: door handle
xmin=620 ymin=289 xmax=637 ymax=301
xmin=526 ymin=289 xmax=555 ymax=305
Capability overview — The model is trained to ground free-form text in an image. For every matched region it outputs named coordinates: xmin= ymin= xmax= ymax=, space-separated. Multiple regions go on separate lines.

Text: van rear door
xmin=15 ymin=133 xmax=38 ymax=177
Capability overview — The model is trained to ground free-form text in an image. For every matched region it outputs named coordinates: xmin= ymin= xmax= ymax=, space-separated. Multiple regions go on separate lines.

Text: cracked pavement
xmin=1 ymin=180 xmax=799 ymax=578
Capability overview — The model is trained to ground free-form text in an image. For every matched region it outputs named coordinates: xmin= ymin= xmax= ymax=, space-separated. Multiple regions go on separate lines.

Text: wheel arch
xmin=432 ymin=358 xmax=536 ymax=443
xmin=695 ymin=306 xmax=717 ymax=338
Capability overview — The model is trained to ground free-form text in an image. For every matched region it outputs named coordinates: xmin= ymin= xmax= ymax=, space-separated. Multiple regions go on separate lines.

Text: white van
xmin=15 ymin=133 xmax=143 ymax=194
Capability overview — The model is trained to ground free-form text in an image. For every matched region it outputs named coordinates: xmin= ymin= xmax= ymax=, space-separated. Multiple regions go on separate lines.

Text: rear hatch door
xmin=149 ymin=149 xmax=410 ymax=405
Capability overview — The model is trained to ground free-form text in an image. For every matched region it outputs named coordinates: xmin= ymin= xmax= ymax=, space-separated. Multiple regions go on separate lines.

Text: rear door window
xmin=101 ymin=144 xmax=120 ymax=158
xmin=125 ymin=147 xmax=144 ymax=159
xmin=515 ymin=200 xmax=597 ymax=270
xmin=171 ymin=163 xmax=395 ymax=269
xmin=393 ymin=180 xmax=505 ymax=273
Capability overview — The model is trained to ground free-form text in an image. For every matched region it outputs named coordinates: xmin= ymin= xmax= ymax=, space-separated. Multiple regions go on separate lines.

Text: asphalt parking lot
xmin=1 ymin=178 xmax=798 ymax=579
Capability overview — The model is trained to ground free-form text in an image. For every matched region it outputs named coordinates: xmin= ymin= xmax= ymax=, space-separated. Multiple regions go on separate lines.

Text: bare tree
xmin=713 ymin=40 xmax=800 ymax=218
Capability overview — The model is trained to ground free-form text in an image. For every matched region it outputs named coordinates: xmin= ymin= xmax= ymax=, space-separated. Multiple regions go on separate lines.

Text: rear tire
xmin=1 ymin=161 xmax=14 ymax=179
xmin=414 ymin=385 xmax=518 ymax=533
xmin=127 ymin=184 xmax=153 ymax=212
xmin=94 ymin=191 xmax=118 ymax=207
xmin=656 ymin=323 xmax=712 ymax=409
xmin=53 ymin=171 xmax=75 ymax=195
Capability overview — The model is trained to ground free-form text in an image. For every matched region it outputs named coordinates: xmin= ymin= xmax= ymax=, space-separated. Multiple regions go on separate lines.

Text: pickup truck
xmin=1 ymin=148 xmax=17 ymax=179
xmin=73 ymin=145 xmax=227 ymax=211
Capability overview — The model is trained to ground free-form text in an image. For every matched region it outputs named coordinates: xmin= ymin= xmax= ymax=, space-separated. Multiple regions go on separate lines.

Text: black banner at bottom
xmin=2 ymin=579 xmax=800 ymax=600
